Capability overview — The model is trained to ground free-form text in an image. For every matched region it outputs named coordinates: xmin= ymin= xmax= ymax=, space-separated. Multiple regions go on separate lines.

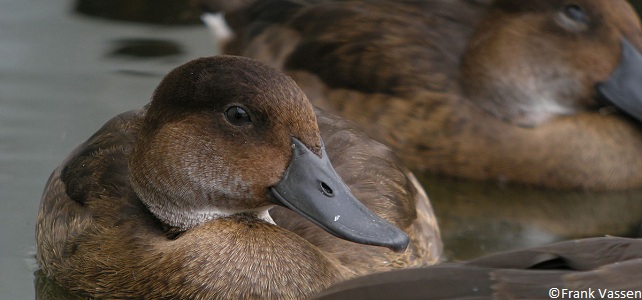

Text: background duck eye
xmin=562 ymin=4 xmax=589 ymax=24
xmin=556 ymin=3 xmax=589 ymax=32
xmin=225 ymin=106 xmax=252 ymax=125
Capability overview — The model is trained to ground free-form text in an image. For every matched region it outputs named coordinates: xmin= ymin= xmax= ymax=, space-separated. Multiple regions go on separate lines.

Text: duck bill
xmin=597 ymin=38 xmax=642 ymax=123
xmin=269 ymin=137 xmax=409 ymax=252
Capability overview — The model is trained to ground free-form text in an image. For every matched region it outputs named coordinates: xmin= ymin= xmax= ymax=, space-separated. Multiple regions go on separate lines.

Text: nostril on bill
xmin=320 ymin=181 xmax=334 ymax=197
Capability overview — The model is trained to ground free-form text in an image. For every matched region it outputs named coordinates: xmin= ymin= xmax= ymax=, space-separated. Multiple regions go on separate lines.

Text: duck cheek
xmin=231 ymin=147 xmax=291 ymax=207
xmin=574 ymin=45 xmax=619 ymax=100
xmin=205 ymin=168 xmax=278 ymax=211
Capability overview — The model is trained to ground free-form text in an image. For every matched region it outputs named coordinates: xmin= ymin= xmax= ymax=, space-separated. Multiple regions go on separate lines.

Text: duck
xmin=199 ymin=0 xmax=642 ymax=190
xmin=312 ymin=236 xmax=642 ymax=299
xmin=35 ymin=55 xmax=442 ymax=299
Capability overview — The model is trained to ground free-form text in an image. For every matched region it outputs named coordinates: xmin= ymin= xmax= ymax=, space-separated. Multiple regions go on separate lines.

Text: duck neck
xmin=141 ymin=186 xmax=276 ymax=231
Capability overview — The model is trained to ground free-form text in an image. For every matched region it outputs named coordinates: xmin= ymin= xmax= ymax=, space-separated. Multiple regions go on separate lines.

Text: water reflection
xmin=109 ymin=38 xmax=184 ymax=58
xmin=35 ymin=270 xmax=84 ymax=300
xmin=423 ymin=173 xmax=642 ymax=261
xmin=75 ymin=0 xmax=201 ymax=25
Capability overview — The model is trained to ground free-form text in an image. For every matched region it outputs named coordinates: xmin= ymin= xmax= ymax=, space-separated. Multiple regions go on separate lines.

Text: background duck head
xmin=462 ymin=0 xmax=642 ymax=127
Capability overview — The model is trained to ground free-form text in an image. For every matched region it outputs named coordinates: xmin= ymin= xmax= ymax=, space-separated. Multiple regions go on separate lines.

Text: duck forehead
xmin=602 ymin=1 xmax=642 ymax=43
xmin=487 ymin=0 xmax=641 ymax=52
xmin=575 ymin=0 xmax=642 ymax=33
xmin=492 ymin=0 xmax=640 ymax=25
xmin=493 ymin=0 xmax=627 ymax=13
xmin=247 ymin=80 xmax=322 ymax=153
xmin=156 ymin=55 xmax=322 ymax=150
xmin=266 ymin=90 xmax=319 ymax=131
xmin=197 ymin=57 xmax=319 ymax=123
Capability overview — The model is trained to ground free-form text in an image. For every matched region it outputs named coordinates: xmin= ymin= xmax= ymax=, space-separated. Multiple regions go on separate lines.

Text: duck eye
xmin=224 ymin=106 xmax=252 ymax=125
xmin=562 ymin=4 xmax=588 ymax=24
xmin=556 ymin=3 xmax=589 ymax=32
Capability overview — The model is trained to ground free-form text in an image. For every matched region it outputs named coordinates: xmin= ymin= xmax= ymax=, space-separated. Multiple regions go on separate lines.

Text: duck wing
xmin=59 ymin=107 xmax=145 ymax=206
xmin=36 ymin=107 xmax=152 ymax=287
xmin=313 ymin=237 xmax=642 ymax=299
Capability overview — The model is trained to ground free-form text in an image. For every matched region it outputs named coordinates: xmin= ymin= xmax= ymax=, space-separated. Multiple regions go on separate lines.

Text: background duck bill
xmin=597 ymin=37 xmax=642 ymax=123
xmin=269 ymin=137 xmax=409 ymax=252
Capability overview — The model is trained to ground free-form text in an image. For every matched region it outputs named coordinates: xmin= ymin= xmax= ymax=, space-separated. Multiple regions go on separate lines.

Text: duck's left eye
xmin=225 ymin=106 xmax=252 ymax=125
xmin=556 ymin=3 xmax=590 ymax=32
xmin=562 ymin=4 xmax=589 ymax=24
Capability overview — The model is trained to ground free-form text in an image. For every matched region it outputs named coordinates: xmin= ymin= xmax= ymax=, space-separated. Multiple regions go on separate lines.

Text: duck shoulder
xmin=271 ymin=108 xmax=442 ymax=275
xmin=36 ymin=106 xmax=151 ymax=277
xmin=60 ymin=107 xmax=146 ymax=206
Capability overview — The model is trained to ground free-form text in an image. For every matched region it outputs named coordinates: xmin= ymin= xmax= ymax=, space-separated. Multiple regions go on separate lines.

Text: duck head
xmin=461 ymin=0 xmax=642 ymax=127
xmin=128 ymin=55 xmax=408 ymax=251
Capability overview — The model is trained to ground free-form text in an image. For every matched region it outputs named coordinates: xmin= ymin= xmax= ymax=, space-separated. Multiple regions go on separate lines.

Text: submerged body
xmin=36 ymin=56 xmax=441 ymax=299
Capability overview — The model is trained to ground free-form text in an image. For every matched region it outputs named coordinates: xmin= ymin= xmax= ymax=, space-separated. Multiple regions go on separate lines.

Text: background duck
xmin=313 ymin=236 xmax=642 ymax=299
xmin=36 ymin=55 xmax=441 ymax=299
xmin=201 ymin=0 xmax=642 ymax=190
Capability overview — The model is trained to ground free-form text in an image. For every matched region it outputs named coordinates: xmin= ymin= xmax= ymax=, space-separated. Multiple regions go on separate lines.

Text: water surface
xmin=1 ymin=0 xmax=212 ymax=298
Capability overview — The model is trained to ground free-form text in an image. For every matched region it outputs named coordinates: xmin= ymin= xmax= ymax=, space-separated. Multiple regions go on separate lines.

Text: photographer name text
xmin=549 ymin=288 xmax=642 ymax=299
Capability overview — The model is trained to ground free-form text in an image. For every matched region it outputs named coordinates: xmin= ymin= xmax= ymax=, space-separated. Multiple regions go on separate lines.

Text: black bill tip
xmin=597 ymin=37 xmax=642 ymax=123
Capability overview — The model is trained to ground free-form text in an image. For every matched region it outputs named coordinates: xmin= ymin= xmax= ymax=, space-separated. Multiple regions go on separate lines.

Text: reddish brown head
xmin=462 ymin=0 xmax=642 ymax=126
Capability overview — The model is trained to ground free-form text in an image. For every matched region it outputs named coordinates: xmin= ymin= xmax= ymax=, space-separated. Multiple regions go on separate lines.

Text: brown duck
xmin=202 ymin=0 xmax=642 ymax=190
xmin=35 ymin=55 xmax=441 ymax=299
